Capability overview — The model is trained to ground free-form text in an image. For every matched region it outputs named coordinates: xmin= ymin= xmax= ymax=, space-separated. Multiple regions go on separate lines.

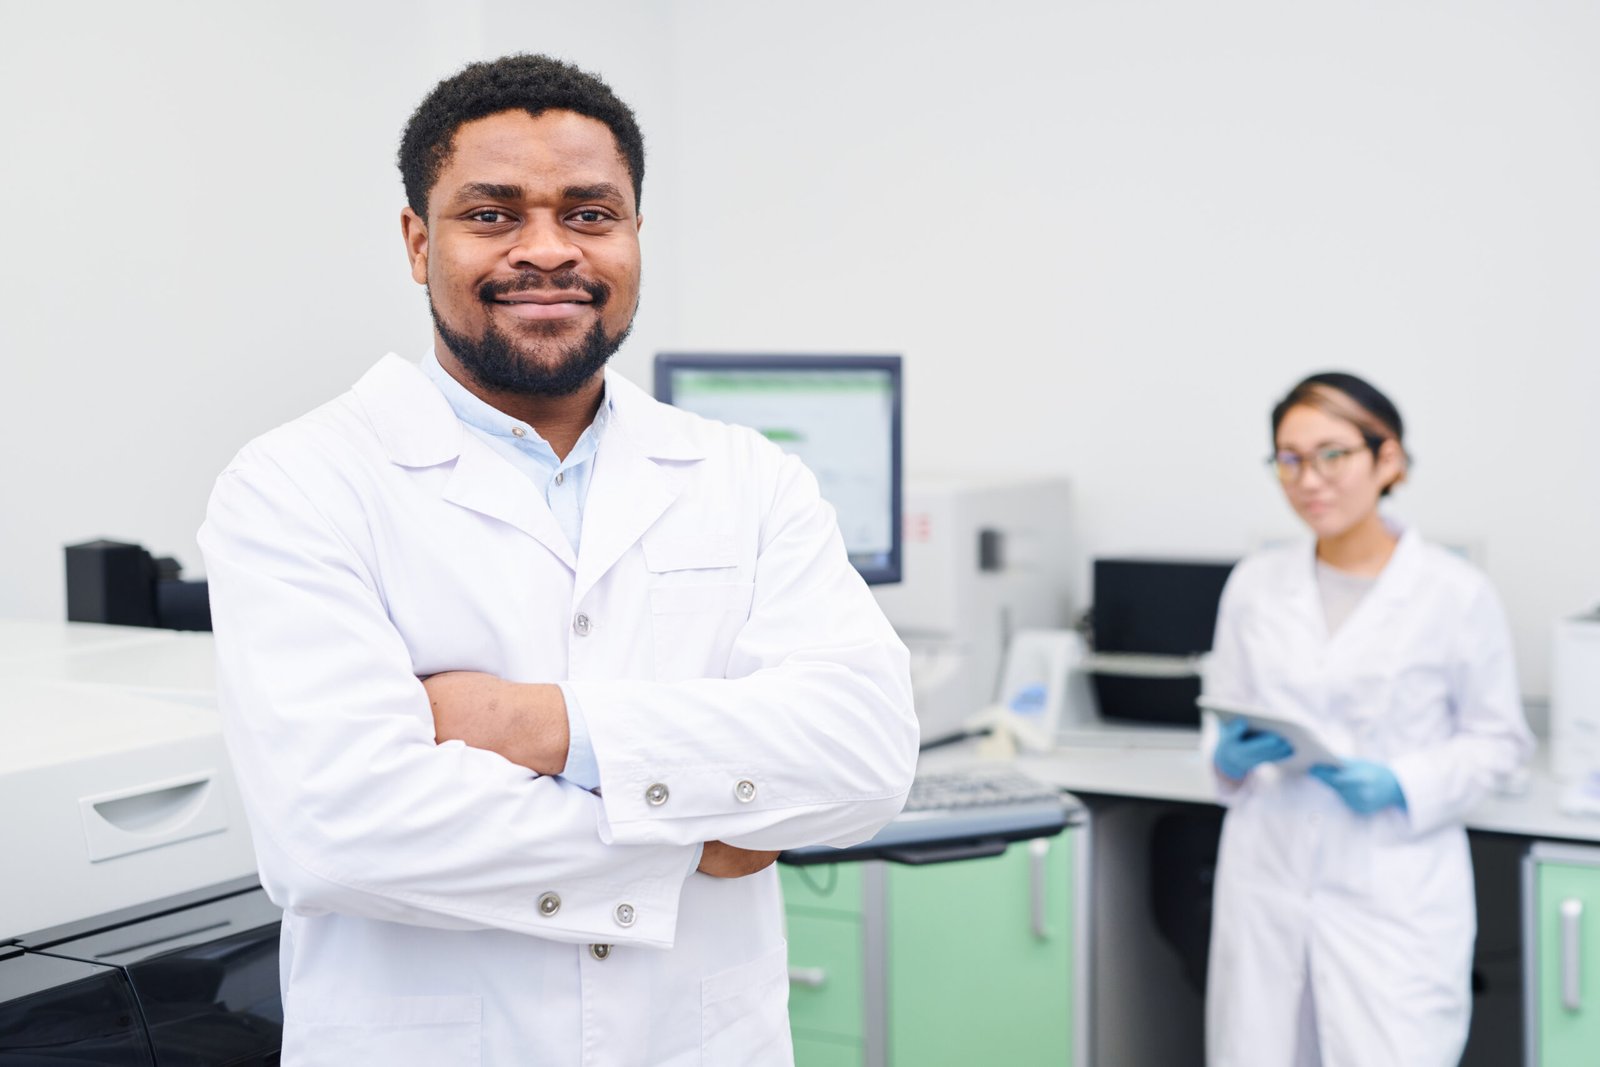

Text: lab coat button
xmin=537 ymin=892 xmax=561 ymax=917
xmin=735 ymin=779 xmax=757 ymax=803
xmin=589 ymin=943 xmax=611 ymax=960
xmin=615 ymin=903 xmax=636 ymax=928
xmin=555 ymin=471 xmax=565 ymax=486
xmin=573 ymin=613 xmax=592 ymax=636
xmin=511 ymin=426 xmax=526 ymax=438
xmin=645 ymin=783 xmax=669 ymax=806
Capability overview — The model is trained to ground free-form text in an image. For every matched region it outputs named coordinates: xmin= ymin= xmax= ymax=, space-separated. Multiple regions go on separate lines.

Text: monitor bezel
xmin=653 ymin=352 xmax=903 ymax=586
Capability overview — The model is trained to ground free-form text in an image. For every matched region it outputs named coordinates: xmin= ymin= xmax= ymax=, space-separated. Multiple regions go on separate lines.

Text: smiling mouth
xmin=490 ymin=291 xmax=594 ymax=321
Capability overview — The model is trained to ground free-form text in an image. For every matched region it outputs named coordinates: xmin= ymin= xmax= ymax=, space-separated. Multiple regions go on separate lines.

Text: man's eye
xmin=571 ymin=209 xmax=610 ymax=224
xmin=469 ymin=210 xmax=510 ymax=224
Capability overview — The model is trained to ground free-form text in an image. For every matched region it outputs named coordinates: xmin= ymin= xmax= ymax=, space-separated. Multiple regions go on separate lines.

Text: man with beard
xmin=198 ymin=54 xmax=917 ymax=1067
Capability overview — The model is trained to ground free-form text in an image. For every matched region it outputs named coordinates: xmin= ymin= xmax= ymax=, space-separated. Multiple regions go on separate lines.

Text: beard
xmin=429 ymin=271 xmax=634 ymax=398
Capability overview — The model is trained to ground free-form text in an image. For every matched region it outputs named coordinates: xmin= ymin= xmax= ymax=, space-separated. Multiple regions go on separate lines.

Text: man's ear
xmin=401 ymin=207 xmax=429 ymax=286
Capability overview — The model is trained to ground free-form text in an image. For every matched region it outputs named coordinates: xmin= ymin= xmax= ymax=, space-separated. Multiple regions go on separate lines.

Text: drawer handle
xmin=79 ymin=772 xmax=227 ymax=862
xmin=788 ymin=966 xmax=828 ymax=988
xmin=1029 ymin=837 xmax=1051 ymax=941
xmin=1562 ymin=897 xmax=1584 ymax=1012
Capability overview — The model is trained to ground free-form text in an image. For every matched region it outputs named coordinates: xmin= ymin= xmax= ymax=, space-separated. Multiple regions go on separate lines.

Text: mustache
xmin=478 ymin=272 xmax=610 ymax=309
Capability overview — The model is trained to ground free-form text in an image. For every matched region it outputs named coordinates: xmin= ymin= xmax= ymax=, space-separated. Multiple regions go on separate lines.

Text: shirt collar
xmin=421 ymin=349 xmax=612 ymax=458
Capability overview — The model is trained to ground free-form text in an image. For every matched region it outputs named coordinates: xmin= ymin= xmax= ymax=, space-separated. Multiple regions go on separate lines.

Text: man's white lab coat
xmin=1201 ymin=527 xmax=1533 ymax=1066
xmin=199 ymin=354 xmax=918 ymax=1066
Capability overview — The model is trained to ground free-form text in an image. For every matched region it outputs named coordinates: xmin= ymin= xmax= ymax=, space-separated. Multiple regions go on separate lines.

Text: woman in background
xmin=1202 ymin=372 xmax=1533 ymax=1066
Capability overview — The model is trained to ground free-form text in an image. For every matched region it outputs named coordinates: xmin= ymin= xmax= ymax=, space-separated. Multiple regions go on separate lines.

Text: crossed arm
xmin=423 ymin=670 xmax=779 ymax=879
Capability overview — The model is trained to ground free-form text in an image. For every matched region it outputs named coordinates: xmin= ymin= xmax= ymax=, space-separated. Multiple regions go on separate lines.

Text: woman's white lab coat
xmin=198 ymin=355 xmax=918 ymax=1067
xmin=1201 ymin=526 xmax=1532 ymax=1067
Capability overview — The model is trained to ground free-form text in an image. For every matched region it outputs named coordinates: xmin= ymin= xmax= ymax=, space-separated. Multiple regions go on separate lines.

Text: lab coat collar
xmin=350 ymin=354 xmax=706 ymax=580
xmin=1294 ymin=516 xmax=1422 ymax=649
xmin=350 ymin=354 xmax=707 ymax=468
xmin=352 ymin=354 xmax=465 ymax=469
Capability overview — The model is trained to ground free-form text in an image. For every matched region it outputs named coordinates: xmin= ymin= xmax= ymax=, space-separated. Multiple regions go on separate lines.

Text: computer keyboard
xmin=901 ymin=769 xmax=1067 ymax=812
xmin=780 ymin=768 xmax=1078 ymax=867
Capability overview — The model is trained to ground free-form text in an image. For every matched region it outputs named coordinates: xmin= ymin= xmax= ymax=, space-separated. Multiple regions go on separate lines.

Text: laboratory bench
xmin=784 ymin=733 xmax=1600 ymax=1066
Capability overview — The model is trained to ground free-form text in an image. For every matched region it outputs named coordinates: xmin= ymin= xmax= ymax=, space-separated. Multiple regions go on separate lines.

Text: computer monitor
xmin=653 ymin=353 xmax=902 ymax=586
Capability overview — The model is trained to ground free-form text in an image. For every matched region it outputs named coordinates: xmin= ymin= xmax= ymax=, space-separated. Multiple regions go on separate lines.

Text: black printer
xmin=0 ymin=877 xmax=281 ymax=1065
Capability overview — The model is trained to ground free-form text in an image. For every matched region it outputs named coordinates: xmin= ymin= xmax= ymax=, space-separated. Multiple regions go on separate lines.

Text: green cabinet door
xmin=1536 ymin=858 xmax=1600 ymax=1065
xmin=783 ymin=864 xmax=866 ymax=1067
xmin=885 ymin=833 xmax=1077 ymax=1066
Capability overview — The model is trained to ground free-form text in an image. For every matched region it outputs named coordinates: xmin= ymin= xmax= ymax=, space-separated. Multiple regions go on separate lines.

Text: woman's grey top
xmin=1316 ymin=560 xmax=1378 ymax=636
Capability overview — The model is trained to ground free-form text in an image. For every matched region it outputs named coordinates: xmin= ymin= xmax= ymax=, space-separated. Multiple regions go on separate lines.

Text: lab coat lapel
xmin=442 ymin=438 xmax=578 ymax=571
xmin=573 ymin=373 xmax=703 ymax=604
xmin=1325 ymin=524 xmax=1419 ymax=648
xmin=349 ymin=353 xmax=577 ymax=571
xmin=1283 ymin=542 xmax=1327 ymax=644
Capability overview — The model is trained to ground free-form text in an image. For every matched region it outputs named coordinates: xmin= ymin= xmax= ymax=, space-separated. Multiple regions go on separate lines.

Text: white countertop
xmin=990 ymin=728 xmax=1600 ymax=845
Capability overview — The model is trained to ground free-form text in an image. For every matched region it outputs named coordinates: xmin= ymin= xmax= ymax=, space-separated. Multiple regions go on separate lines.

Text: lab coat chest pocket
xmin=700 ymin=942 xmax=793 ymax=1066
xmin=283 ymin=993 xmax=481 ymax=1067
xmin=643 ymin=533 xmax=754 ymax=681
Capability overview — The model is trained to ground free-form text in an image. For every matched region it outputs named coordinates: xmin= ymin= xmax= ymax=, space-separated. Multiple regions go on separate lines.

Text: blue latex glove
xmin=1213 ymin=717 xmax=1295 ymax=781
xmin=1310 ymin=760 xmax=1407 ymax=815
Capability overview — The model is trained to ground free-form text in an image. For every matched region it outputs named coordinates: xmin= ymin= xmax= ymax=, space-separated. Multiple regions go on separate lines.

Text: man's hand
xmin=698 ymin=841 xmax=781 ymax=878
xmin=423 ymin=671 xmax=568 ymax=776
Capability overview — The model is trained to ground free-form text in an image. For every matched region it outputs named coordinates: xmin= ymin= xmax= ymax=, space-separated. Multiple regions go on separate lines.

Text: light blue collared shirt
xmin=421 ymin=351 xmax=603 ymax=790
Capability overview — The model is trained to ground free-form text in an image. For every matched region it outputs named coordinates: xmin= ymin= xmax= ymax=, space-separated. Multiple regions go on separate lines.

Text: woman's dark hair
xmin=1272 ymin=371 xmax=1408 ymax=495
xmin=398 ymin=53 xmax=645 ymax=220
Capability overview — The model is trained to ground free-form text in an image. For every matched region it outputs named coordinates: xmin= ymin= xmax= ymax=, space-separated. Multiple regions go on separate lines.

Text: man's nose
xmin=508 ymin=216 xmax=580 ymax=274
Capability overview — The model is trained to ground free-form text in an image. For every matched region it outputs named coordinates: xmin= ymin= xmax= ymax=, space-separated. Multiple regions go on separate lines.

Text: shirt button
xmin=573 ymin=613 xmax=592 ymax=636
xmin=645 ymin=783 xmax=669 ymax=806
xmin=555 ymin=471 xmax=565 ymax=486
xmin=735 ymin=779 xmax=757 ymax=803
xmin=537 ymin=892 xmax=561 ymax=917
xmin=589 ymin=943 xmax=611 ymax=961
xmin=614 ymin=903 xmax=636 ymax=928
xmin=511 ymin=426 xmax=526 ymax=438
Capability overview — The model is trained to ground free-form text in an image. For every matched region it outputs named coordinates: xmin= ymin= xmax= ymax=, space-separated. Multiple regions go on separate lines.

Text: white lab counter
xmin=1000 ymin=729 xmax=1600 ymax=845
xmin=0 ymin=620 xmax=217 ymax=702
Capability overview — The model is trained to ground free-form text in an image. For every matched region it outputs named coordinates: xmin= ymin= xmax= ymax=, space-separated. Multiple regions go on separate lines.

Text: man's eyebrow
xmin=451 ymin=182 xmax=525 ymax=204
xmin=564 ymin=182 xmax=628 ymax=204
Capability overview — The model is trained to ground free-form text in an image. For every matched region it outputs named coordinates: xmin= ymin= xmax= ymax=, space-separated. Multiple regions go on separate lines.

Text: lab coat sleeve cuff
xmin=558 ymin=683 xmax=602 ymax=792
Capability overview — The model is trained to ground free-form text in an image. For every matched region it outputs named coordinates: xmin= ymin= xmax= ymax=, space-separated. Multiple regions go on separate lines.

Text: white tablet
xmin=1196 ymin=696 xmax=1351 ymax=774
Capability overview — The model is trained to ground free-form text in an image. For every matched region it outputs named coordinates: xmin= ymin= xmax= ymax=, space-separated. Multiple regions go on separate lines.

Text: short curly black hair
xmin=398 ymin=53 xmax=644 ymax=220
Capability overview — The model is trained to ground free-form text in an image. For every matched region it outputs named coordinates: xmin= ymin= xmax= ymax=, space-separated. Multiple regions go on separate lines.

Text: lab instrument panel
xmin=0 ymin=621 xmax=271 ymax=1063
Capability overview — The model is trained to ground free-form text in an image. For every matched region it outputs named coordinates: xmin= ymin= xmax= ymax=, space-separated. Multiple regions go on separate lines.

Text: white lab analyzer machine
xmin=871 ymin=477 xmax=1072 ymax=744
xmin=0 ymin=622 xmax=279 ymax=1065
xmin=0 ymin=678 xmax=256 ymax=939
xmin=0 ymin=624 xmax=255 ymax=940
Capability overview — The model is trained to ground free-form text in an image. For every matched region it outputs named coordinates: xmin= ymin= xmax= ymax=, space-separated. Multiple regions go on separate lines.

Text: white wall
xmin=0 ymin=0 xmax=467 ymax=616
xmin=4 ymin=1 xmax=1596 ymax=695
xmin=0 ymin=0 xmax=679 ymax=623
xmin=661 ymin=0 xmax=1600 ymax=696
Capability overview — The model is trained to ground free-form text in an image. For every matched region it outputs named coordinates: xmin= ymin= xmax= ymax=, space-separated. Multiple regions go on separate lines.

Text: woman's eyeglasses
xmin=1267 ymin=440 xmax=1378 ymax=484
